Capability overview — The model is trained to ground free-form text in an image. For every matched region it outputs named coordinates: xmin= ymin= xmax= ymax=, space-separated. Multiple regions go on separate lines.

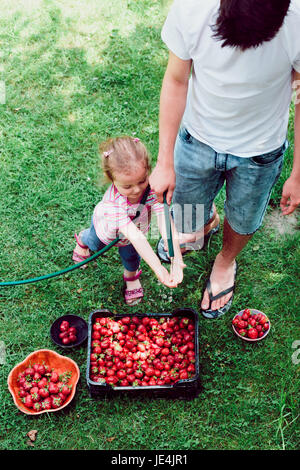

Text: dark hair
xmin=212 ymin=0 xmax=291 ymax=51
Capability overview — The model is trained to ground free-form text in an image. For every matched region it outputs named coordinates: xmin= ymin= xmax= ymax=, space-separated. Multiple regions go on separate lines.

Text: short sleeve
xmin=283 ymin=0 xmax=300 ymax=72
xmin=292 ymin=42 xmax=300 ymax=73
xmin=161 ymin=0 xmax=191 ymax=60
xmin=291 ymin=12 xmax=300 ymax=72
xmin=293 ymin=57 xmax=300 ymax=73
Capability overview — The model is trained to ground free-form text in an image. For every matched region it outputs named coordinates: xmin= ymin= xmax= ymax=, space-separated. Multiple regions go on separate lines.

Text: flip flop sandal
xmin=157 ymin=224 xmax=220 ymax=264
xmin=123 ymin=269 xmax=144 ymax=306
xmin=201 ymin=261 xmax=238 ymax=319
xmin=72 ymin=233 xmax=91 ymax=268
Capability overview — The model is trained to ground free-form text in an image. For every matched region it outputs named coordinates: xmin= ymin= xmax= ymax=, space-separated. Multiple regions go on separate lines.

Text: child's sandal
xmin=123 ymin=269 xmax=144 ymax=306
xmin=72 ymin=233 xmax=90 ymax=268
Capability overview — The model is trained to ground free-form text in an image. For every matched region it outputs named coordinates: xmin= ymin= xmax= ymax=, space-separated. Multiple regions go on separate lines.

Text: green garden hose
xmin=0 ymin=186 xmax=173 ymax=287
xmin=0 ymin=237 xmax=120 ymax=287
xmin=0 ymin=185 xmax=153 ymax=288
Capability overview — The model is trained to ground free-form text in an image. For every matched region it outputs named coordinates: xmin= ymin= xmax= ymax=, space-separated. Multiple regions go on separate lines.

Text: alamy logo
xmin=292 ymin=79 xmax=300 ymax=105
xmin=291 ymin=340 xmax=300 ymax=365
xmin=0 ymin=51 xmax=5 ymax=105
xmin=114 ymin=202 xmax=204 ymax=242
xmin=0 ymin=341 xmax=6 ymax=364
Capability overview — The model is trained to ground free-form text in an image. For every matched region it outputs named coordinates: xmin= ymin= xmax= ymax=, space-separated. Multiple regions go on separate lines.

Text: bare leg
xmin=164 ymin=203 xmax=220 ymax=251
xmin=201 ymin=218 xmax=253 ymax=311
xmin=179 ymin=207 xmax=220 ymax=250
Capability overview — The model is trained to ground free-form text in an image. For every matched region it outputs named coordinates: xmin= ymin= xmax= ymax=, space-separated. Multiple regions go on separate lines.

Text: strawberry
xmin=259 ymin=314 xmax=268 ymax=325
xmin=48 ymin=382 xmax=59 ymax=394
xmin=61 ymin=385 xmax=72 ymax=396
xmin=23 ymin=394 xmax=34 ymax=408
xmin=24 ymin=367 xmax=35 ymax=378
xmin=38 ymin=387 xmax=50 ymax=399
xmin=237 ymin=320 xmax=247 ymax=329
xmin=60 ymin=320 xmax=69 ymax=332
xmin=51 ymin=395 xmax=63 ymax=409
xmin=41 ymin=398 xmax=52 ymax=410
xmin=247 ymin=328 xmax=258 ymax=339
xmin=50 ymin=371 xmax=59 ymax=383
xmin=33 ymin=402 xmax=42 ymax=412
xmin=238 ymin=328 xmax=247 ymax=337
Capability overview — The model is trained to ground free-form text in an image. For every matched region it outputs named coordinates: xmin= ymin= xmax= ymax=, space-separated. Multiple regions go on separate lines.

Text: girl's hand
xmin=155 ymin=261 xmax=186 ymax=288
xmin=155 ymin=265 xmax=179 ymax=288
xmin=170 ymin=258 xmax=186 ymax=285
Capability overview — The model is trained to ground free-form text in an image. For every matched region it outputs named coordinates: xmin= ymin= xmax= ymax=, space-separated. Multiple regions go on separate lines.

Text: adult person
xmin=149 ymin=0 xmax=300 ymax=318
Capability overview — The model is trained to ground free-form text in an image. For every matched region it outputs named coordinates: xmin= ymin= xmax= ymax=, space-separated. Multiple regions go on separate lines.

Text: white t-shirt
xmin=161 ymin=0 xmax=300 ymax=157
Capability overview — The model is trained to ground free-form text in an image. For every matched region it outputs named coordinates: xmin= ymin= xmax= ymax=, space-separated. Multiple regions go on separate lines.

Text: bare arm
xmin=280 ymin=69 xmax=300 ymax=214
xmin=149 ymin=51 xmax=192 ymax=204
xmin=119 ymin=222 xmax=180 ymax=288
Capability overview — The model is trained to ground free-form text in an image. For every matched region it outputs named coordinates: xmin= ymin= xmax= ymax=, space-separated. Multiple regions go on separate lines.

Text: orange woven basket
xmin=7 ymin=349 xmax=80 ymax=415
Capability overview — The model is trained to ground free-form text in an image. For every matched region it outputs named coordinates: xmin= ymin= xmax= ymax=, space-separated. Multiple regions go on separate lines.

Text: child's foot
xmin=72 ymin=233 xmax=91 ymax=269
xmin=123 ymin=269 xmax=144 ymax=306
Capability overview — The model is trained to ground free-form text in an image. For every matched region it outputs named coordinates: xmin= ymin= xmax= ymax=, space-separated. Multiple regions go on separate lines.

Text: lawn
xmin=0 ymin=0 xmax=299 ymax=451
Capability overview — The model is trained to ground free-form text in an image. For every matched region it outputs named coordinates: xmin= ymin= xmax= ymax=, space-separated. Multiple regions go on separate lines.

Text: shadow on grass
xmin=0 ymin=1 xmax=299 ymax=313
xmin=0 ymin=3 xmax=165 ymax=256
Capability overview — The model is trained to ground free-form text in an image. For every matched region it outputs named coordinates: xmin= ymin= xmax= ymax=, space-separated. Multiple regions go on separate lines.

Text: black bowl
xmin=50 ymin=314 xmax=88 ymax=349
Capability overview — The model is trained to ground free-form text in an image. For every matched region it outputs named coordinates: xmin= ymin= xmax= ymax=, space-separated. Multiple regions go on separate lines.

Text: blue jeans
xmin=173 ymin=126 xmax=288 ymax=235
xmin=81 ymin=218 xmax=140 ymax=272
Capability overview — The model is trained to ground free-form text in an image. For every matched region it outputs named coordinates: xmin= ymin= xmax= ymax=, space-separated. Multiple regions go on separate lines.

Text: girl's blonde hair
xmin=100 ymin=136 xmax=151 ymax=182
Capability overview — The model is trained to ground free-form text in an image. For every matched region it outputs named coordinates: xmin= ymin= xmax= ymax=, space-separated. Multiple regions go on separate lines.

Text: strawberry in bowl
xmin=50 ymin=314 xmax=88 ymax=349
xmin=7 ymin=349 xmax=80 ymax=415
xmin=232 ymin=308 xmax=271 ymax=342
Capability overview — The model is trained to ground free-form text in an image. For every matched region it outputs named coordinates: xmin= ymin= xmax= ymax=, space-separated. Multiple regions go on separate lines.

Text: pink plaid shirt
xmin=93 ymin=184 xmax=164 ymax=246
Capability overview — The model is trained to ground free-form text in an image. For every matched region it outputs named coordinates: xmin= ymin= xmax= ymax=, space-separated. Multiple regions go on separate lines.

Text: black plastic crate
xmin=86 ymin=307 xmax=201 ymax=400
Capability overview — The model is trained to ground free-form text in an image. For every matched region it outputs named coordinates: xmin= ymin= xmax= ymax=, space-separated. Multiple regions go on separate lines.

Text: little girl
xmin=73 ymin=136 xmax=185 ymax=306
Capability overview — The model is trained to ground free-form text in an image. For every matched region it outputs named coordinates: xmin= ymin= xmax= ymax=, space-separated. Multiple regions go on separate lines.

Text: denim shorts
xmin=81 ymin=217 xmax=141 ymax=272
xmin=172 ymin=126 xmax=288 ymax=235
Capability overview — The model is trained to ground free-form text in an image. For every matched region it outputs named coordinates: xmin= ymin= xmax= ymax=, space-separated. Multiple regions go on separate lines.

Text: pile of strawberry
xmin=232 ymin=308 xmax=270 ymax=340
xmin=17 ymin=363 xmax=73 ymax=412
xmin=89 ymin=315 xmax=196 ymax=387
xmin=59 ymin=320 xmax=78 ymax=345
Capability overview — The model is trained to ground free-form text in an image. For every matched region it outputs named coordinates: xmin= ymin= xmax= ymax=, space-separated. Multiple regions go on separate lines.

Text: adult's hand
xmin=280 ymin=175 xmax=300 ymax=215
xmin=149 ymin=160 xmax=176 ymax=204
xmin=281 ymin=71 xmax=300 ymax=215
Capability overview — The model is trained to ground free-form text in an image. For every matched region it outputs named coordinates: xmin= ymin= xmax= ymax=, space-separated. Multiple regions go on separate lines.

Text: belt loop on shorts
xmin=215 ymin=153 xmax=227 ymax=171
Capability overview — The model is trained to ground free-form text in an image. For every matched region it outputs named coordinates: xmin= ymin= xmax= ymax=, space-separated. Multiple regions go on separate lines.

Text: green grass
xmin=0 ymin=0 xmax=299 ymax=451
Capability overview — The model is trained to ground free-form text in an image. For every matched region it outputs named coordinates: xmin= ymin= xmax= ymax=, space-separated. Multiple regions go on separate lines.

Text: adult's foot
xmin=201 ymin=253 xmax=237 ymax=312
